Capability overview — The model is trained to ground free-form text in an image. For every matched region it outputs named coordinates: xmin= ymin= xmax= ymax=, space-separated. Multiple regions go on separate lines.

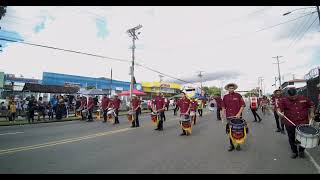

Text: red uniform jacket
xmin=87 ymin=97 xmax=94 ymax=110
xmin=112 ymin=98 xmax=121 ymax=110
xmin=177 ymin=97 xmax=191 ymax=114
xmin=101 ymin=96 xmax=111 ymax=110
xmin=278 ymin=95 xmax=315 ymax=126
xmin=131 ymin=99 xmax=141 ymax=111
xmin=152 ymin=96 xmax=166 ymax=112
xmin=222 ymin=92 xmax=245 ymax=118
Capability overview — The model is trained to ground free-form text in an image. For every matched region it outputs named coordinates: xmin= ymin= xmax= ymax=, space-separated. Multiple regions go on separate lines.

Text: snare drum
xmin=180 ymin=114 xmax=192 ymax=135
xmin=151 ymin=113 xmax=158 ymax=125
xmin=228 ymin=118 xmax=247 ymax=145
xmin=295 ymin=124 xmax=320 ymax=148
xmin=81 ymin=110 xmax=88 ymax=120
xmin=76 ymin=109 xmax=81 ymax=117
xmin=127 ymin=111 xmax=135 ymax=122
xmin=96 ymin=109 xmax=101 ymax=120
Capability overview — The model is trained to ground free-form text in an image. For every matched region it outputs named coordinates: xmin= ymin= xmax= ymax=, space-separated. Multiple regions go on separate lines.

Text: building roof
xmin=22 ymin=83 xmax=80 ymax=94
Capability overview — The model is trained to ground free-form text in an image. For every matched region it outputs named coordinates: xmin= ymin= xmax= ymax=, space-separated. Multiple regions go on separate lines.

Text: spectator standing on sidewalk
xmin=9 ymin=100 xmax=17 ymax=122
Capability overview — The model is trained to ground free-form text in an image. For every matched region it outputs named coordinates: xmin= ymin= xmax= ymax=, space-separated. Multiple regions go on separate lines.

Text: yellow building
xmin=141 ymin=81 xmax=182 ymax=98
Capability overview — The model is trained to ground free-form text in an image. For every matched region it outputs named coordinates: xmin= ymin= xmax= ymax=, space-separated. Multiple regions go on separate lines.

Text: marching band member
xmin=271 ymin=89 xmax=285 ymax=133
xmin=221 ymin=83 xmax=245 ymax=151
xmin=80 ymin=96 xmax=87 ymax=120
xmin=153 ymin=92 xmax=166 ymax=131
xmin=249 ymin=94 xmax=262 ymax=122
xmin=214 ymin=95 xmax=223 ymax=120
xmin=277 ymin=87 xmax=315 ymax=159
xmin=86 ymin=97 xmax=94 ymax=122
xmin=112 ymin=94 xmax=121 ymax=124
xmin=101 ymin=95 xmax=111 ymax=123
xmin=260 ymin=95 xmax=269 ymax=116
xmin=130 ymin=95 xmax=141 ymax=128
xmin=177 ymin=92 xmax=191 ymax=136
xmin=190 ymin=97 xmax=198 ymax=125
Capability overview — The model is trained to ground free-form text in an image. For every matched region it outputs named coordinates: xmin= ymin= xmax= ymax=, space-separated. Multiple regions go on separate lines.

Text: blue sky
xmin=0 ymin=6 xmax=319 ymax=94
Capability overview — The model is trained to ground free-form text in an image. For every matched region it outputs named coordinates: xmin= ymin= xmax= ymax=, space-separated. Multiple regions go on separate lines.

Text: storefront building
xmin=141 ymin=81 xmax=182 ymax=99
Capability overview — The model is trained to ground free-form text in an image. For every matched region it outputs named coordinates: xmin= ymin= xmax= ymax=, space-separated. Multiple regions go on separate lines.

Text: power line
xmin=135 ymin=62 xmax=196 ymax=85
xmin=0 ymin=36 xmax=131 ymax=63
xmin=289 ymin=9 xmax=312 ymax=44
xmin=0 ymin=35 xmax=196 ymax=85
xmin=288 ymin=16 xmax=318 ymax=49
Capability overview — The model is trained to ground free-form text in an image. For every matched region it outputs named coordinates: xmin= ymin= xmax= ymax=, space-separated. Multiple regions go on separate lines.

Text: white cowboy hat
xmin=224 ymin=83 xmax=238 ymax=90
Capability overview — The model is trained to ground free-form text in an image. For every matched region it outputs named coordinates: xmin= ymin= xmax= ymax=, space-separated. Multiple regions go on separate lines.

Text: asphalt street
xmin=0 ymin=107 xmax=320 ymax=174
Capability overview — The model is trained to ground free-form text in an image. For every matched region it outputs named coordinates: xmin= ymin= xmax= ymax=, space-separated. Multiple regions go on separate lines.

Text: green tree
xmin=0 ymin=6 xmax=7 ymax=20
xmin=203 ymin=86 xmax=221 ymax=96
xmin=86 ymin=86 xmax=96 ymax=90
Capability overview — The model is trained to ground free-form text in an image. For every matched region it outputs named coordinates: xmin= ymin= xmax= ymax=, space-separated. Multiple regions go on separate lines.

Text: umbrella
xmin=118 ymin=89 xmax=146 ymax=96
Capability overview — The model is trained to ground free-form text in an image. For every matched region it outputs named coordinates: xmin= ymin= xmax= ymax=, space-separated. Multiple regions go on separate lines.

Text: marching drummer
xmin=271 ymin=89 xmax=285 ymax=134
xmin=190 ymin=97 xmax=198 ymax=125
xmin=221 ymin=83 xmax=246 ymax=151
xmin=130 ymin=95 xmax=141 ymax=128
xmin=101 ymin=95 xmax=111 ymax=123
xmin=277 ymin=87 xmax=315 ymax=159
xmin=152 ymin=92 xmax=166 ymax=131
xmin=80 ymin=96 xmax=87 ymax=120
xmin=112 ymin=94 xmax=121 ymax=124
xmin=177 ymin=92 xmax=191 ymax=136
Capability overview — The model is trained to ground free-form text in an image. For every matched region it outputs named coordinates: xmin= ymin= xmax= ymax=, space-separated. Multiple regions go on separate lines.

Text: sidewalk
xmin=0 ymin=109 xmax=155 ymax=126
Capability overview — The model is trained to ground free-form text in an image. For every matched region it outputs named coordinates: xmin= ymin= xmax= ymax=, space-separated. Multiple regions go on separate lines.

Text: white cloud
xmin=0 ymin=6 xmax=319 ymax=94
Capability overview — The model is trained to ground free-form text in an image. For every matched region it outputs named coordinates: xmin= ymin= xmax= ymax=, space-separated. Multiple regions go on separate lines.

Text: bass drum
xmin=208 ymin=100 xmax=216 ymax=111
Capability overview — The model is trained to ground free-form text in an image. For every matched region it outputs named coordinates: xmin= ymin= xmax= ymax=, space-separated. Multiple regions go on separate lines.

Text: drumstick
xmin=277 ymin=111 xmax=296 ymax=126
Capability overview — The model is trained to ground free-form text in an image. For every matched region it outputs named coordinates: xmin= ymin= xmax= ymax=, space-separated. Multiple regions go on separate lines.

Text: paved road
xmin=0 ymin=107 xmax=319 ymax=174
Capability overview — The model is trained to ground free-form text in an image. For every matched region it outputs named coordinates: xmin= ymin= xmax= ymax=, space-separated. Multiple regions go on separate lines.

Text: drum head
xmin=230 ymin=119 xmax=244 ymax=124
xmin=297 ymin=125 xmax=319 ymax=135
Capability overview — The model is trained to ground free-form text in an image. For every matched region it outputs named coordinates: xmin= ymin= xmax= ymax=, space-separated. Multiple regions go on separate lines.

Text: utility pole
xmin=272 ymin=56 xmax=284 ymax=89
xmin=317 ymin=6 xmax=320 ymax=25
xmin=159 ymin=74 xmax=164 ymax=94
xmin=258 ymin=77 xmax=263 ymax=97
xmin=127 ymin=25 xmax=142 ymax=102
xmin=197 ymin=71 xmax=204 ymax=89
xmin=110 ymin=68 xmax=112 ymax=96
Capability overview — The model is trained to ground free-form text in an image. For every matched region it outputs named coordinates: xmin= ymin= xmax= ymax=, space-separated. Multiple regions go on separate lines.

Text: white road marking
xmin=0 ymin=132 xmax=24 ymax=136
xmin=305 ymin=150 xmax=320 ymax=174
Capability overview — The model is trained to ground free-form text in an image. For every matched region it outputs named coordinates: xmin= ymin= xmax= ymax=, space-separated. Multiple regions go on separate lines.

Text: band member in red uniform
xmin=173 ymin=97 xmax=180 ymax=116
xmin=249 ymin=94 xmax=262 ymax=122
xmin=87 ymin=97 xmax=94 ymax=122
xmin=260 ymin=95 xmax=269 ymax=116
xmin=80 ymin=96 xmax=87 ymax=120
xmin=101 ymin=95 xmax=111 ymax=123
xmin=277 ymin=87 xmax=315 ymax=159
xmin=272 ymin=89 xmax=285 ymax=133
xmin=190 ymin=97 xmax=198 ymax=125
xmin=153 ymin=92 xmax=166 ymax=131
xmin=214 ymin=95 xmax=223 ymax=120
xmin=112 ymin=94 xmax=121 ymax=124
xmin=177 ymin=92 xmax=191 ymax=136
xmin=130 ymin=95 xmax=141 ymax=128
xmin=221 ymin=83 xmax=245 ymax=151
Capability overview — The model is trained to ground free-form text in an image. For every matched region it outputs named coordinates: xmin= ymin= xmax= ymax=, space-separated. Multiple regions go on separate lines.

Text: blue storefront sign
xmin=42 ymin=72 xmax=141 ymax=92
